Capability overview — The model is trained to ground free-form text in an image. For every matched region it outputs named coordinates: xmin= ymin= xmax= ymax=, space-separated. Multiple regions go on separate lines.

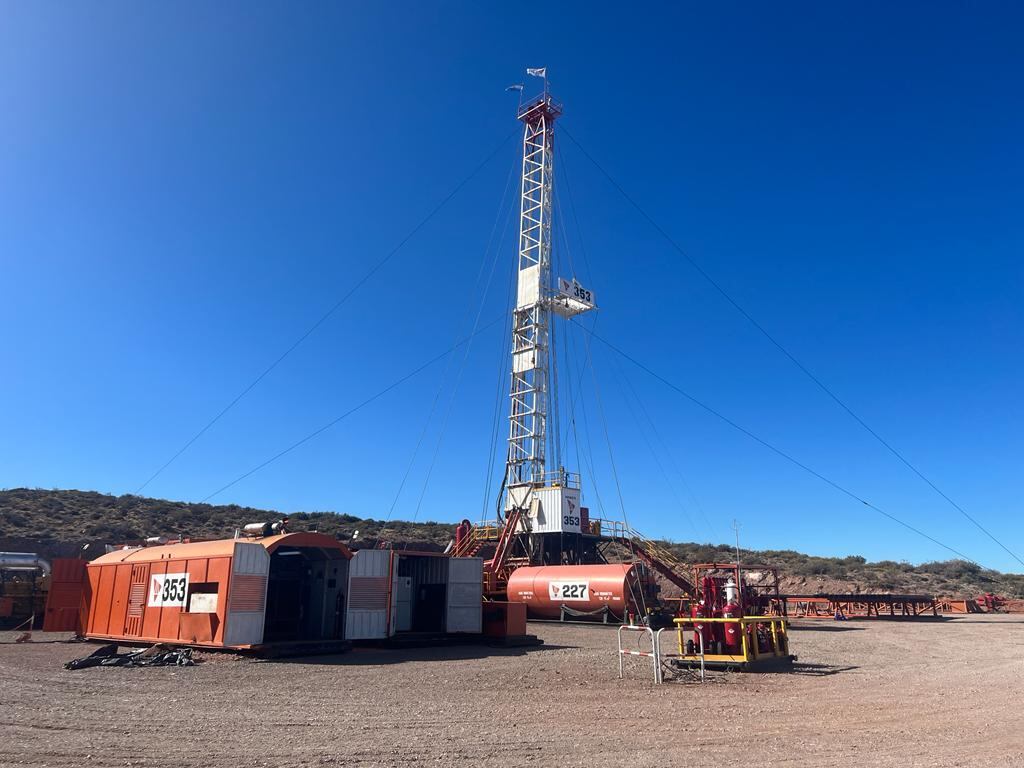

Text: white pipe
xmin=0 ymin=552 xmax=52 ymax=577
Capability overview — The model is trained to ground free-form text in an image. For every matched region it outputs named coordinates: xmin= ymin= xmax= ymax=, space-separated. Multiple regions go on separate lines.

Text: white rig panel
xmin=529 ymin=486 xmax=582 ymax=534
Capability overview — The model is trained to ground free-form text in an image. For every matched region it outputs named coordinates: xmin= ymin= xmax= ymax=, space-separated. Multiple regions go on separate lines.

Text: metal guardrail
xmin=538 ymin=470 xmax=580 ymax=488
xmin=517 ymin=93 xmax=563 ymax=120
xmin=589 ymin=518 xmax=684 ymax=561
xmin=588 ymin=518 xmax=695 ymax=595
xmin=657 ymin=626 xmax=705 ymax=683
xmin=617 ymin=624 xmax=662 ymax=684
xmin=617 ymin=624 xmax=707 ymax=685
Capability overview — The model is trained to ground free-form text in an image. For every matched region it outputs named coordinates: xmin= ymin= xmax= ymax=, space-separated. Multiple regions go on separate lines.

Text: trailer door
xmin=223 ymin=542 xmax=270 ymax=647
xmin=446 ymin=557 xmax=482 ymax=634
xmin=42 ymin=559 xmax=88 ymax=632
xmin=346 ymin=549 xmax=391 ymax=640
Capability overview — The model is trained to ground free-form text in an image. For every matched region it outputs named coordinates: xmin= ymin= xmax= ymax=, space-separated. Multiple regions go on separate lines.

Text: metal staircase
xmin=448 ymin=511 xmax=527 ymax=594
xmin=594 ymin=519 xmax=697 ymax=596
xmin=450 ymin=522 xmax=501 ymax=559
xmin=624 ymin=533 xmax=697 ymax=597
xmin=486 ymin=508 xmax=523 ymax=574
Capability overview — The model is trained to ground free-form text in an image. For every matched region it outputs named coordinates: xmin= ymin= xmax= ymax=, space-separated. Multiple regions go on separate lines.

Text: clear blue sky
xmin=2 ymin=3 xmax=1021 ymax=571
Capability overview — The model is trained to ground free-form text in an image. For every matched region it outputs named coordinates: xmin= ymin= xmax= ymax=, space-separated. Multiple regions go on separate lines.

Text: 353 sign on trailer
xmin=148 ymin=573 xmax=189 ymax=607
xmin=549 ymin=581 xmax=590 ymax=602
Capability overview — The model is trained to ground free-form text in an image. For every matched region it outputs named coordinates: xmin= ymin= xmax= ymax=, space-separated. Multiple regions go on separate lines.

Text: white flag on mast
xmin=526 ymin=67 xmax=546 ymax=78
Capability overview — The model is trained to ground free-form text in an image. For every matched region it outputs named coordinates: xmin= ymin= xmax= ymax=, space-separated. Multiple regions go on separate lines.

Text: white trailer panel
xmin=446 ymin=557 xmax=483 ymax=634
xmin=224 ymin=542 xmax=270 ymax=647
xmin=346 ymin=549 xmax=393 ymax=640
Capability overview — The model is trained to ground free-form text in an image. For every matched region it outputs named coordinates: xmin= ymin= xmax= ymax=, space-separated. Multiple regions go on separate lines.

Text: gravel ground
xmin=2 ymin=615 xmax=1023 ymax=767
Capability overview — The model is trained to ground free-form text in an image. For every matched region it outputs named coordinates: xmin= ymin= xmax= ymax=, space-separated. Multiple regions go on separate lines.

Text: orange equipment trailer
xmin=73 ymin=532 xmax=352 ymax=650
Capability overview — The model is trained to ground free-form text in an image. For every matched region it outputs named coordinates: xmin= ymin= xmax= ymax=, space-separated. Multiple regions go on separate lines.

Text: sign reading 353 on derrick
xmin=148 ymin=573 xmax=189 ymax=607
xmin=557 ymin=277 xmax=594 ymax=307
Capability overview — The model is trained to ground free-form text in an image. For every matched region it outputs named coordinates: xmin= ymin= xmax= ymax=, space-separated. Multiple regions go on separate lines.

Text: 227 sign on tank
xmin=549 ymin=581 xmax=590 ymax=601
xmin=148 ymin=573 xmax=189 ymax=607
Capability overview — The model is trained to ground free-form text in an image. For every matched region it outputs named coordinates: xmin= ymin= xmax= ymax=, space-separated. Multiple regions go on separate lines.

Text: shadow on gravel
xmin=261 ymin=642 xmax=571 ymax=666
xmin=944 ymin=618 xmax=1024 ymax=624
xmin=788 ymin=624 xmax=866 ymax=632
xmin=790 ymin=662 xmax=860 ymax=676
xmin=790 ymin=616 xmax=955 ymax=628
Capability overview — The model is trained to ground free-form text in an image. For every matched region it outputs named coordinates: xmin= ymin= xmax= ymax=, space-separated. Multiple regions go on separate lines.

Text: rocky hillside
xmin=2 ymin=488 xmax=1021 ymax=598
xmin=0 ymin=488 xmax=450 ymax=558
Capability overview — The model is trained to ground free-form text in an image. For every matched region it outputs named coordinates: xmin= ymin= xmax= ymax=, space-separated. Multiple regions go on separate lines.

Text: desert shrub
xmin=918 ymin=560 xmax=983 ymax=579
xmin=4 ymin=512 xmax=27 ymax=526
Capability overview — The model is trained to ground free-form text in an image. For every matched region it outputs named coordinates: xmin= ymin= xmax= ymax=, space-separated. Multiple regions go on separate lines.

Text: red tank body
xmin=506 ymin=563 xmax=651 ymax=621
xmin=722 ymin=600 xmax=742 ymax=651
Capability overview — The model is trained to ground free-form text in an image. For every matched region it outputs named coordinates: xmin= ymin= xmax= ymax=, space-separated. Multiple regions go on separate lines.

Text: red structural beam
xmin=780 ymin=593 xmax=938 ymax=619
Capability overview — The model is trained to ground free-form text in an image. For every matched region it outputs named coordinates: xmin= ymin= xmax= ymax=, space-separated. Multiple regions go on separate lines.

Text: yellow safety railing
xmin=451 ymin=522 xmax=504 ymax=558
xmin=630 ymin=530 xmax=687 ymax=571
xmin=588 ymin=517 xmax=690 ymax=577
xmin=670 ymin=616 xmax=790 ymax=666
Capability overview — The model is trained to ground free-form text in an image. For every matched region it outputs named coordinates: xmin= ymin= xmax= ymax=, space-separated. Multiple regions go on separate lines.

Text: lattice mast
xmin=504 ymin=84 xmax=560 ymax=513
xmin=504 ymin=73 xmax=594 ymax=523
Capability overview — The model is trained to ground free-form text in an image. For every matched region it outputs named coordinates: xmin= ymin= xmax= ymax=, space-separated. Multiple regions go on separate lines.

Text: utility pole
xmin=732 ymin=518 xmax=743 ymax=614
xmin=732 ymin=519 xmax=742 ymax=568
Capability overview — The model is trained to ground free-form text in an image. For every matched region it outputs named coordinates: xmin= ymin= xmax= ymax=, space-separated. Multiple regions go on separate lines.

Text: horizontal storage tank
xmin=507 ymin=563 xmax=653 ymax=621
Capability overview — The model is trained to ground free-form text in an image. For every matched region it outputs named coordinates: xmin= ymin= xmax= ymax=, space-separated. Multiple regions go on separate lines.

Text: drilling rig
xmin=446 ymin=72 xmax=782 ymax=634
xmin=451 ymin=72 xmax=781 ymax=629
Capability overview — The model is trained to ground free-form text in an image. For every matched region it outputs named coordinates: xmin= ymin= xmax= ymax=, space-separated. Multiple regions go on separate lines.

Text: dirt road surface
xmin=2 ymin=616 xmax=1022 ymax=767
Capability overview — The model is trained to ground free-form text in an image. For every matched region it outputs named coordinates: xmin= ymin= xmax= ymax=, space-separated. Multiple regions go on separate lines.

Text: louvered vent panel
xmin=349 ymin=576 xmax=388 ymax=610
xmin=124 ymin=565 xmax=148 ymax=636
xmin=229 ymin=574 xmax=267 ymax=612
